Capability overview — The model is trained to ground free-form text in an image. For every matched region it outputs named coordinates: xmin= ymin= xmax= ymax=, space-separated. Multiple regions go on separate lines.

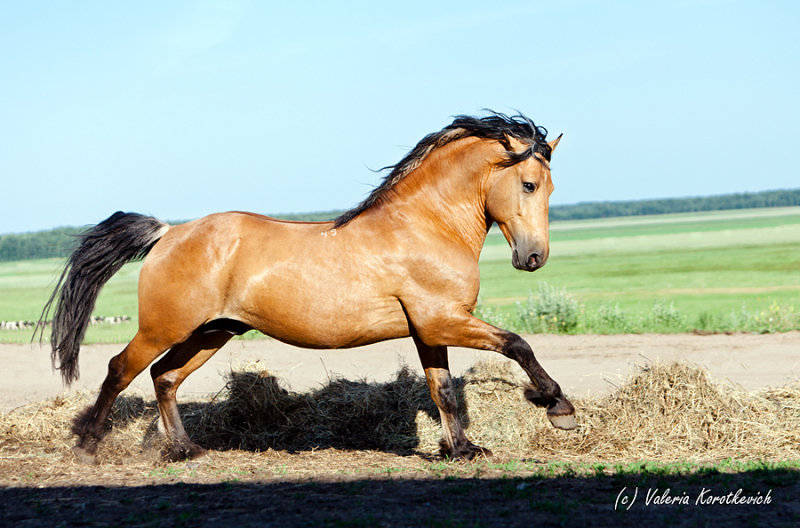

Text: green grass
xmin=478 ymin=207 xmax=800 ymax=333
xmin=1 ymin=207 xmax=798 ymax=343
xmin=0 ymin=258 xmax=143 ymax=343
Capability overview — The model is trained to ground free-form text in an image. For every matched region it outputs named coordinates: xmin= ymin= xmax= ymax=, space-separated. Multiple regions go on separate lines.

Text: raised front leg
xmin=413 ymin=337 xmax=491 ymax=460
xmin=406 ymin=303 xmax=577 ymax=431
xmin=500 ymin=332 xmax=577 ymax=429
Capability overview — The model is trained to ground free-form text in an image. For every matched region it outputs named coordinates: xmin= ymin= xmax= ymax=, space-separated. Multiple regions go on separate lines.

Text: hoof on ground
xmin=72 ymin=445 xmax=98 ymax=465
xmin=442 ymin=442 xmax=493 ymax=461
xmin=164 ymin=443 xmax=208 ymax=463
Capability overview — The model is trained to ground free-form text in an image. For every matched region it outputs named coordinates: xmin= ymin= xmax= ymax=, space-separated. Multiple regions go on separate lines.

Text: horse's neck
xmin=371 ymin=139 xmax=495 ymax=258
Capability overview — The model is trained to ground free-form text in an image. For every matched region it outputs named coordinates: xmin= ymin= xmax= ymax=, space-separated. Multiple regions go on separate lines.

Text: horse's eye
xmin=522 ymin=182 xmax=536 ymax=193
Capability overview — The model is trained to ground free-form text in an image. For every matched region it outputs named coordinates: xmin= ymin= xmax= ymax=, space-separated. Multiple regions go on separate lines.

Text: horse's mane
xmin=334 ymin=111 xmax=550 ymax=228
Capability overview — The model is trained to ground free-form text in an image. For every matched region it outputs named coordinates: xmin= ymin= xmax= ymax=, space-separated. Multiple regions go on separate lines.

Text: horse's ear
xmin=548 ymin=133 xmax=563 ymax=152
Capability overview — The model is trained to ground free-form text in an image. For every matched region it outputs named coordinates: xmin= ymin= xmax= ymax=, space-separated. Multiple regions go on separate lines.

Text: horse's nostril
xmin=528 ymin=253 xmax=542 ymax=269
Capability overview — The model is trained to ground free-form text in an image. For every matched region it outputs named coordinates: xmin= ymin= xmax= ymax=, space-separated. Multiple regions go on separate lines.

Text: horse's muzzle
xmin=512 ymin=248 xmax=547 ymax=272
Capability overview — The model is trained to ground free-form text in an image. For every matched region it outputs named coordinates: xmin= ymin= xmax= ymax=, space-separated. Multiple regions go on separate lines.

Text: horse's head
xmin=486 ymin=134 xmax=561 ymax=272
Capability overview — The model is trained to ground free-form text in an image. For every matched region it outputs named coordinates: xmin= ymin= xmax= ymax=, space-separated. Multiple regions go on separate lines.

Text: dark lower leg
xmin=501 ymin=333 xmax=577 ymax=429
xmin=415 ymin=340 xmax=491 ymax=459
xmin=150 ymin=330 xmax=230 ymax=461
xmin=425 ymin=366 xmax=491 ymax=459
xmin=152 ymin=375 xmax=207 ymax=461
xmin=71 ymin=379 xmax=122 ymax=463
xmin=72 ymin=335 xmax=165 ymax=462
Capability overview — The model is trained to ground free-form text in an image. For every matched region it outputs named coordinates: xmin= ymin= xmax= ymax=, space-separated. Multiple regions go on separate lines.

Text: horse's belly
xmin=235 ymin=283 xmax=410 ymax=349
xmin=250 ymin=303 xmax=410 ymax=349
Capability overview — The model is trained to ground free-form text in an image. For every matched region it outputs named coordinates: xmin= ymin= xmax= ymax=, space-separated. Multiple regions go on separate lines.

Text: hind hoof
xmin=164 ymin=443 xmax=208 ymax=462
xmin=442 ymin=441 xmax=493 ymax=461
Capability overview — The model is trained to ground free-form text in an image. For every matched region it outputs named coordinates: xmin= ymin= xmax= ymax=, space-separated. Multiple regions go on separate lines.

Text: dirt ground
xmin=3 ymin=332 xmax=799 ymax=413
xmin=2 ymin=332 xmax=800 ymax=527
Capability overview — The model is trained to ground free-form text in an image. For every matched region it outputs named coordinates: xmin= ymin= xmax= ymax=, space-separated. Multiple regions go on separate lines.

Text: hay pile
xmin=455 ymin=361 xmax=800 ymax=461
xmin=570 ymin=363 xmax=800 ymax=460
xmin=189 ymin=365 xmax=437 ymax=453
xmin=2 ymin=361 xmax=800 ymax=463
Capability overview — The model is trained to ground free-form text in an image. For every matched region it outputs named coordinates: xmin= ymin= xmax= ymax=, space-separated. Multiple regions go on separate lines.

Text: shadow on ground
xmin=3 ymin=468 xmax=799 ymax=527
xmin=112 ymin=367 xmax=469 ymax=455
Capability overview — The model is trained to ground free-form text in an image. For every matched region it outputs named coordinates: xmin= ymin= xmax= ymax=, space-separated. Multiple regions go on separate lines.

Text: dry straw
xmin=2 ymin=360 xmax=799 ymax=464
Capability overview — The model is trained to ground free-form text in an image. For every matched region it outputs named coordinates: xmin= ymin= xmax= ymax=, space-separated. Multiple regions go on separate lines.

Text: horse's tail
xmin=36 ymin=212 xmax=170 ymax=386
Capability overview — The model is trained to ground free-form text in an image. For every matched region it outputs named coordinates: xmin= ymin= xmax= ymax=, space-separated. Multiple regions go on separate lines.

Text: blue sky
xmin=1 ymin=1 xmax=798 ymax=233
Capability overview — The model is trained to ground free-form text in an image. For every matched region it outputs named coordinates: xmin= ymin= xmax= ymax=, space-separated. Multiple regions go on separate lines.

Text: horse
xmin=38 ymin=111 xmax=576 ymax=464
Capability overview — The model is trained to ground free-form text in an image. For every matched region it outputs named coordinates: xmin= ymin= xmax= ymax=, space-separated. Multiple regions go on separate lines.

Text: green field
xmin=0 ymin=257 xmax=143 ymax=343
xmin=1 ymin=207 xmax=798 ymax=343
xmin=479 ymin=207 xmax=800 ymax=333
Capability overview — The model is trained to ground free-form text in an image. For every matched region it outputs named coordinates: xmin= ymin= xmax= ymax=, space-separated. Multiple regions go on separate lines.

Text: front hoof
xmin=547 ymin=413 xmax=578 ymax=430
xmin=72 ymin=445 xmax=99 ymax=465
xmin=546 ymin=396 xmax=577 ymax=430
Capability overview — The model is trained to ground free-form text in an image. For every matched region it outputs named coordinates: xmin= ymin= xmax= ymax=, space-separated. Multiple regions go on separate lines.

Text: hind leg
xmin=72 ymin=332 xmax=168 ymax=464
xmin=149 ymin=330 xmax=232 ymax=461
xmin=414 ymin=337 xmax=491 ymax=460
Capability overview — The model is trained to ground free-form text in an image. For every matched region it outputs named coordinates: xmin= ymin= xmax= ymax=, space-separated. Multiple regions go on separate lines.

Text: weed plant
xmin=516 ymin=283 xmax=579 ymax=333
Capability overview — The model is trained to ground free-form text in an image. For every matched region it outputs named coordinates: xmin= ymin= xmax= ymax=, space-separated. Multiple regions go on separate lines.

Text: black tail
xmin=35 ymin=212 xmax=169 ymax=386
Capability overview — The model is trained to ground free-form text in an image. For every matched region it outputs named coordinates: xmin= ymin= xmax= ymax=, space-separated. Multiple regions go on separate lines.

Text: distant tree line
xmin=2 ymin=189 xmax=798 ymax=262
xmin=549 ymin=188 xmax=800 ymax=221
xmin=0 ymin=227 xmax=84 ymax=262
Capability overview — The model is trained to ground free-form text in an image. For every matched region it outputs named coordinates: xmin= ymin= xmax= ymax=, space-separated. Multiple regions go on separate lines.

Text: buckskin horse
xmin=39 ymin=111 xmax=577 ymax=464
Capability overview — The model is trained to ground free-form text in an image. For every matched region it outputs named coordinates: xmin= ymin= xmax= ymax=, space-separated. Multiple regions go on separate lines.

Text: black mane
xmin=334 ymin=111 xmax=550 ymax=228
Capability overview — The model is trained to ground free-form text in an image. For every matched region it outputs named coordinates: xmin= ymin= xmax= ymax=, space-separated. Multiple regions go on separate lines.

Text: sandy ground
xmin=3 ymin=332 xmax=799 ymax=413
xmin=3 ymin=333 xmax=800 ymax=527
